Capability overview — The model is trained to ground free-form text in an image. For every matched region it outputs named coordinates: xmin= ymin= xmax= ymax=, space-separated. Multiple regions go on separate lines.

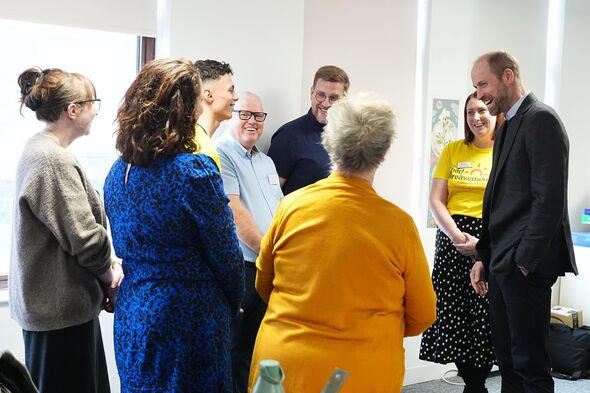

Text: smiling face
xmin=206 ymin=73 xmax=239 ymax=121
xmin=471 ymin=60 xmax=511 ymax=116
xmin=310 ymin=79 xmax=346 ymax=124
xmin=229 ymin=94 xmax=264 ymax=151
xmin=465 ymin=97 xmax=496 ymax=143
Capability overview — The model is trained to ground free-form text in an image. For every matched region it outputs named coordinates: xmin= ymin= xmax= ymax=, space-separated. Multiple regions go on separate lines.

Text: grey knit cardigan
xmin=9 ymin=133 xmax=112 ymax=331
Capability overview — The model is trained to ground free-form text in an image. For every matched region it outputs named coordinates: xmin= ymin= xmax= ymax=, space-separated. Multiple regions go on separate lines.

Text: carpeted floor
xmin=402 ymin=374 xmax=590 ymax=392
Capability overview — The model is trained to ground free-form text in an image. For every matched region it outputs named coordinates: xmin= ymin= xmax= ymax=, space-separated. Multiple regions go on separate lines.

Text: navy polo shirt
xmin=267 ymin=109 xmax=331 ymax=195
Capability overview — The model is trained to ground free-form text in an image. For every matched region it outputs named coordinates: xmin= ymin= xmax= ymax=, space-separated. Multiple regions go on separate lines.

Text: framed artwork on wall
xmin=426 ymin=98 xmax=459 ymax=228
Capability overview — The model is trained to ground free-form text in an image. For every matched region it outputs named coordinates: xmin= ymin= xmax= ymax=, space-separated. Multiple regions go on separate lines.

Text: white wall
xmin=427 ymin=0 xmax=549 ymax=145
xmin=302 ymin=0 xmax=420 ymax=217
xmin=0 ymin=0 xmax=156 ymax=36
xmin=559 ymin=246 xmax=590 ymax=322
xmin=560 ymin=0 xmax=590 ymax=233
xmin=466 ymin=0 xmax=549 ymax=99
xmin=160 ymin=0 xmax=305 ymax=153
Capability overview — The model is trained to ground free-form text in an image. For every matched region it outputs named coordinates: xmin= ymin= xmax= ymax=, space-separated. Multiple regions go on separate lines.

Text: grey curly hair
xmin=321 ymin=92 xmax=396 ymax=173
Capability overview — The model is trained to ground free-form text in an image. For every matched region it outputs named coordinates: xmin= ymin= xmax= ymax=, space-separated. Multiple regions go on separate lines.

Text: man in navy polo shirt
xmin=216 ymin=91 xmax=283 ymax=393
xmin=268 ymin=65 xmax=350 ymax=194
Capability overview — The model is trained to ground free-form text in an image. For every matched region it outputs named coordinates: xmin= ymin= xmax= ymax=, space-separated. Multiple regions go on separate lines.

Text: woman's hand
xmin=454 ymin=232 xmax=478 ymax=256
xmin=449 ymin=230 xmax=467 ymax=245
xmin=101 ymin=262 xmax=124 ymax=313
xmin=109 ymin=261 xmax=124 ymax=289
xmin=102 ymin=286 xmax=117 ymax=313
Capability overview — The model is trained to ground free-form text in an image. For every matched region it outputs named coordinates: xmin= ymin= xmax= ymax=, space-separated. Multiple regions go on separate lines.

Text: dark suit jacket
xmin=476 ymin=93 xmax=577 ymax=277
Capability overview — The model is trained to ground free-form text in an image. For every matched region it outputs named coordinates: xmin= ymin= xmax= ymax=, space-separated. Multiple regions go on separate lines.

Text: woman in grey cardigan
xmin=10 ymin=67 xmax=124 ymax=393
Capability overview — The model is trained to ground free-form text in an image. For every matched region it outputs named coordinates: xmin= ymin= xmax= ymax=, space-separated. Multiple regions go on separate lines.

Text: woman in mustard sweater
xmin=248 ymin=93 xmax=436 ymax=392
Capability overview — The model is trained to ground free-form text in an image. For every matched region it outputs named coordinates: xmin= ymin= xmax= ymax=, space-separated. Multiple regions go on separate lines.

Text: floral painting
xmin=427 ymin=98 xmax=460 ymax=228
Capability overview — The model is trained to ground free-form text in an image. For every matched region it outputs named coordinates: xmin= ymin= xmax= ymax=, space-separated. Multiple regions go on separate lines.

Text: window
xmin=0 ymin=19 xmax=141 ymax=281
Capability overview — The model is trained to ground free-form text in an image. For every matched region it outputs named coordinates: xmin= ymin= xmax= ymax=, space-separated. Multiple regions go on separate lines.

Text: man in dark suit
xmin=470 ymin=51 xmax=577 ymax=393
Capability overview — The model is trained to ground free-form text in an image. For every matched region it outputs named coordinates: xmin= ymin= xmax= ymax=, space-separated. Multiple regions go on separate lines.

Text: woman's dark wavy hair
xmin=115 ymin=58 xmax=201 ymax=166
xmin=463 ymin=92 xmax=505 ymax=145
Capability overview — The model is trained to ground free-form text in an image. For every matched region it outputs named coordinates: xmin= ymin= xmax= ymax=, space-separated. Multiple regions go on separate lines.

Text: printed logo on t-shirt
xmin=448 ymin=163 xmax=490 ymax=189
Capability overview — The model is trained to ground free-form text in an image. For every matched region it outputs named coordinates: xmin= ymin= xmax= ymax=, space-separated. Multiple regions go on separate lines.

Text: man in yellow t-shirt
xmin=194 ymin=59 xmax=239 ymax=171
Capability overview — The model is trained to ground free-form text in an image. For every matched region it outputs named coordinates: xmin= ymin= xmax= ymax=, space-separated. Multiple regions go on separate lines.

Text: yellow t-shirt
xmin=433 ymin=139 xmax=492 ymax=218
xmin=193 ymin=124 xmax=222 ymax=172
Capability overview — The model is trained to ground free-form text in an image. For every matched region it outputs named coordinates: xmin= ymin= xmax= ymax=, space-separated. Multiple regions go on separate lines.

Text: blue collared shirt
xmin=217 ymin=134 xmax=283 ymax=262
xmin=505 ymin=93 xmax=529 ymax=120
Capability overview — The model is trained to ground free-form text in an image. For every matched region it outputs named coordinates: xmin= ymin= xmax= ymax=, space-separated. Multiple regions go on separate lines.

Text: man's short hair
xmin=234 ymin=91 xmax=262 ymax=110
xmin=313 ymin=65 xmax=350 ymax=92
xmin=195 ymin=59 xmax=233 ymax=83
xmin=477 ymin=51 xmax=521 ymax=81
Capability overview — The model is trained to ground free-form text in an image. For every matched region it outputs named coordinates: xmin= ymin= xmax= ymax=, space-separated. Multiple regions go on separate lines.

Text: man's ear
xmin=202 ymin=88 xmax=214 ymax=105
xmin=503 ymin=68 xmax=515 ymax=85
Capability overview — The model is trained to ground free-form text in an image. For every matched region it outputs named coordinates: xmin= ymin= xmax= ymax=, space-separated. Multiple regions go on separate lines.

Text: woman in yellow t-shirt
xmin=420 ymin=92 xmax=504 ymax=393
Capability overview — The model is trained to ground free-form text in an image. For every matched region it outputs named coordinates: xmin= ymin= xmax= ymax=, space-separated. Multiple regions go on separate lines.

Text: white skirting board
xmin=403 ymin=362 xmax=456 ymax=386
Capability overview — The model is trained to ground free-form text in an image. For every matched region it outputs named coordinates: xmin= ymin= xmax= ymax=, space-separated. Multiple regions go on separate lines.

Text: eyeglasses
xmin=233 ymin=109 xmax=267 ymax=122
xmin=72 ymin=99 xmax=102 ymax=113
xmin=314 ymin=91 xmax=342 ymax=105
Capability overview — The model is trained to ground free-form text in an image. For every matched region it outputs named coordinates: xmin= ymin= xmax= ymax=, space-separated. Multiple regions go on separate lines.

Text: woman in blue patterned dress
xmin=104 ymin=58 xmax=244 ymax=393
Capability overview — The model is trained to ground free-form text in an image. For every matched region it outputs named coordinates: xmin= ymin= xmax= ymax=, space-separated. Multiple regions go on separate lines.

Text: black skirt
xmin=22 ymin=318 xmax=110 ymax=393
xmin=419 ymin=215 xmax=496 ymax=367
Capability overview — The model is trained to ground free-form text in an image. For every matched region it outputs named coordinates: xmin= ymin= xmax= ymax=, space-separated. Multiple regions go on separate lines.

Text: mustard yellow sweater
xmin=250 ymin=173 xmax=436 ymax=393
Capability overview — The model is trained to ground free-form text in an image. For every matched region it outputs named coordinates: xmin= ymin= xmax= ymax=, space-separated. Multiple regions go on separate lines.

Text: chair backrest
xmin=0 ymin=351 xmax=39 ymax=393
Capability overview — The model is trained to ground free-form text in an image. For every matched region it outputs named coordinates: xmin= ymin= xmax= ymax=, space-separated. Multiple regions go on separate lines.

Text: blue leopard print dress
xmin=104 ymin=153 xmax=244 ymax=393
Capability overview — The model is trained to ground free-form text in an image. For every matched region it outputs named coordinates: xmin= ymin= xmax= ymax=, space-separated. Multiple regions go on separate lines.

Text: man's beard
xmin=494 ymin=84 xmax=511 ymax=115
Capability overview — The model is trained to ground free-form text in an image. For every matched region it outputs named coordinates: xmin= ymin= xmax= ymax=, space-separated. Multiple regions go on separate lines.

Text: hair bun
xmin=18 ymin=68 xmax=42 ymax=97
xmin=18 ymin=67 xmax=44 ymax=112
xmin=21 ymin=79 xmax=34 ymax=96
xmin=25 ymin=96 xmax=41 ymax=111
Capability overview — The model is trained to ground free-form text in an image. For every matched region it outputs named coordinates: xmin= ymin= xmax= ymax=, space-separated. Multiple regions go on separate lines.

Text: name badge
xmin=458 ymin=162 xmax=472 ymax=169
xmin=268 ymin=174 xmax=279 ymax=185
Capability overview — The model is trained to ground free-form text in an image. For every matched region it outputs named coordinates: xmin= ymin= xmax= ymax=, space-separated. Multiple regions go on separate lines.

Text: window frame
xmin=0 ymin=27 xmax=155 ymax=295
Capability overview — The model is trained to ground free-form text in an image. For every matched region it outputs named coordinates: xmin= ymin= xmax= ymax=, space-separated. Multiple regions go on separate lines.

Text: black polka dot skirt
xmin=419 ymin=215 xmax=496 ymax=367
